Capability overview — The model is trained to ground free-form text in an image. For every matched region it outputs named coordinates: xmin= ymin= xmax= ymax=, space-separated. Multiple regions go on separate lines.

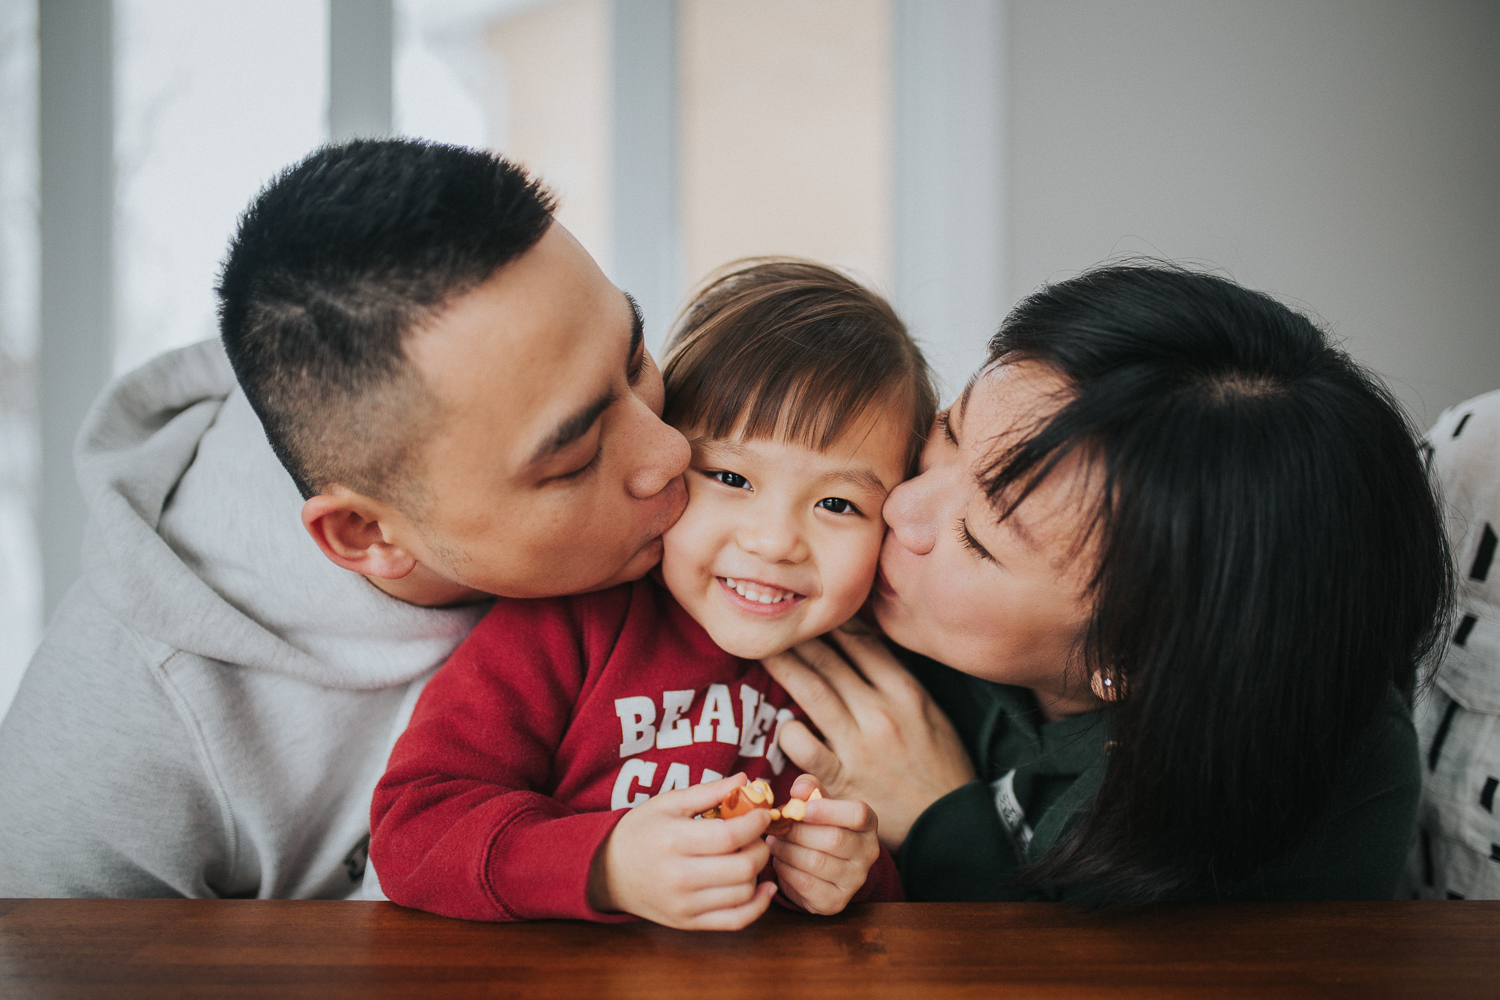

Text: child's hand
xmin=767 ymin=774 xmax=880 ymax=915
xmin=588 ymin=773 xmax=778 ymax=930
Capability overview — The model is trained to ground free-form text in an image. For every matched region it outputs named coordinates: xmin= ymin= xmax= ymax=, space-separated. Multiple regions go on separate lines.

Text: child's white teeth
xmin=723 ymin=578 xmax=793 ymax=603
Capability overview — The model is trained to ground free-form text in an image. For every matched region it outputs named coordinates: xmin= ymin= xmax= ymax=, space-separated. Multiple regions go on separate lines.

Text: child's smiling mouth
xmin=717 ymin=576 xmax=807 ymax=615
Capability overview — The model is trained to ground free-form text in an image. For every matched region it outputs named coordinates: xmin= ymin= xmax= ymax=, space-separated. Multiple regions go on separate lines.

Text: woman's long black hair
xmin=987 ymin=264 xmax=1453 ymax=905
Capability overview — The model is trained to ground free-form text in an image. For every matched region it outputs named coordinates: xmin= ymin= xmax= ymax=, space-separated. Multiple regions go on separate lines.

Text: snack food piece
xmin=698 ymin=780 xmax=822 ymax=836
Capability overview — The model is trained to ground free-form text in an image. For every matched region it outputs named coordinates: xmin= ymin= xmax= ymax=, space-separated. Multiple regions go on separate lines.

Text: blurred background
xmin=0 ymin=0 xmax=1497 ymax=717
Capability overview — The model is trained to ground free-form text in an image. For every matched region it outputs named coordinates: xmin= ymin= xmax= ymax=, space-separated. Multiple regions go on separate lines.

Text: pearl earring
xmin=1090 ymin=671 xmax=1123 ymax=701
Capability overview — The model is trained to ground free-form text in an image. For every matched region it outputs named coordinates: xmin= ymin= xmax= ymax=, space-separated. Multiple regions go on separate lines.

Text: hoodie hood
xmin=75 ymin=339 xmax=489 ymax=690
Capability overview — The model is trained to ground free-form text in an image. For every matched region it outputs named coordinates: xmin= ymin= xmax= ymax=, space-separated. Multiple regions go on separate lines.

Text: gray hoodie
xmin=0 ymin=340 xmax=490 ymax=897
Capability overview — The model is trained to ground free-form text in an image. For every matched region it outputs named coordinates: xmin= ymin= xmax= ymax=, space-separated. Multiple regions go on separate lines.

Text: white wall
xmin=114 ymin=0 xmax=328 ymax=376
xmin=1008 ymin=0 xmax=1500 ymax=427
xmin=1 ymin=0 xmax=40 ymax=721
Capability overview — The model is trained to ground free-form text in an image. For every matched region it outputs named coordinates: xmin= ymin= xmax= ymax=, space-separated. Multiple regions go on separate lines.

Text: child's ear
xmin=301 ymin=489 xmax=419 ymax=580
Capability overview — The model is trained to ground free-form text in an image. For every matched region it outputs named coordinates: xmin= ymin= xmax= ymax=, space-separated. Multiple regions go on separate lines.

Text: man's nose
xmin=882 ymin=471 xmax=941 ymax=556
xmin=624 ymin=405 xmax=691 ymax=500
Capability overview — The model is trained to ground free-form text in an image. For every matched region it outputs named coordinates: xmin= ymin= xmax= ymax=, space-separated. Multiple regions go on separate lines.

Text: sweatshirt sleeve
xmin=370 ymin=592 xmax=633 ymax=922
xmin=896 ymin=780 xmax=1037 ymax=902
xmin=0 ymin=607 xmax=234 ymax=898
xmin=1217 ymin=689 xmax=1423 ymax=901
xmin=853 ymin=844 xmax=904 ymax=902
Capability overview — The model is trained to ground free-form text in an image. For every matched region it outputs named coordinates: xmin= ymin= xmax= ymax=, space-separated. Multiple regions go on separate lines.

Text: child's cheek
xmin=660 ymin=492 xmax=717 ymax=597
xmin=822 ymin=523 xmax=888 ymax=628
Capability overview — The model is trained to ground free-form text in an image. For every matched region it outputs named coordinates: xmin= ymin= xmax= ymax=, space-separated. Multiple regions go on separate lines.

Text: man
xmin=0 ymin=140 xmax=690 ymax=897
xmin=1403 ymin=387 xmax=1500 ymax=900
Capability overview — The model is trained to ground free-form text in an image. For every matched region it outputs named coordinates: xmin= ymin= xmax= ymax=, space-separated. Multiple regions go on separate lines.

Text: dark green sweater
xmin=896 ymin=656 xmax=1422 ymax=902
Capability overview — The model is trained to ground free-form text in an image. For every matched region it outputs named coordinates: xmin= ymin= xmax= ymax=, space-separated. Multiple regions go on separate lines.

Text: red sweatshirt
xmin=371 ymin=577 xmax=901 ymax=921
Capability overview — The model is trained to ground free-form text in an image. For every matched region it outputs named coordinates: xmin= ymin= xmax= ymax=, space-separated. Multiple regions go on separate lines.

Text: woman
xmin=764 ymin=264 xmax=1452 ymax=905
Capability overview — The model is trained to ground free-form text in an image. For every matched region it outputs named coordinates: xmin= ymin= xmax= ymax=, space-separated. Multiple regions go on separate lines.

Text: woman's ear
xmin=301 ymin=489 xmax=419 ymax=581
xmin=1090 ymin=669 xmax=1127 ymax=702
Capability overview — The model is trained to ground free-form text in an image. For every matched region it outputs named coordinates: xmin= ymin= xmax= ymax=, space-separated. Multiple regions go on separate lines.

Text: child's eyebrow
xmin=690 ymin=438 xmax=893 ymax=496
xmin=819 ymin=467 xmax=892 ymax=497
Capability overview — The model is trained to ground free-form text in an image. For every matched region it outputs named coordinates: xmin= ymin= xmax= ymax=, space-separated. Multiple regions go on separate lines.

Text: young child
xmin=370 ymin=260 xmax=938 ymax=929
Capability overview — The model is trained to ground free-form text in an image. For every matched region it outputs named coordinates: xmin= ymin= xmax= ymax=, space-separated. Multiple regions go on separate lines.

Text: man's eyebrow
xmin=528 ymin=293 xmax=641 ymax=469
xmin=528 ymin=389 xmax=615 ymax=468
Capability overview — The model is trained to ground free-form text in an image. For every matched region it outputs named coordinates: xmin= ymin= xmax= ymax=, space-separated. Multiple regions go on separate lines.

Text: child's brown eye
xmin=710 ymin=470 xmax=750 ymax=490
xmin=817 ymin=497 xmax=860 ymax=515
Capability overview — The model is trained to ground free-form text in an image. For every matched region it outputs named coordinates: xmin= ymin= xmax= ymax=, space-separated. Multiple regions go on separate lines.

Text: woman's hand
xmin=762 ymin=624 xmax=976 ymax=851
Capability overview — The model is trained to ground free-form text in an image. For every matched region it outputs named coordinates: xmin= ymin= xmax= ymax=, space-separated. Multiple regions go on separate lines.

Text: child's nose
xmin=736 ymin=517 xmax=809 ymax=564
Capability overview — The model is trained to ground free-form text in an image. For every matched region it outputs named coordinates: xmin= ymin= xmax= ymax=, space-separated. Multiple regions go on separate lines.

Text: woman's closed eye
xmin=816 ymin=497 xmax=863 ymax=516
xmin=705 ymin=469 xmax=752 ymax=490
xmin=957 ymin=517 xmax=997 ymax=563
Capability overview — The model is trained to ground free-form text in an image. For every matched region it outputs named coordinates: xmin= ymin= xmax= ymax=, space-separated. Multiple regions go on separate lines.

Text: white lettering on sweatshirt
xmin=693 ymin=684 xmax=740 ymax=745
xmin=608 ymin=683 xmax=789 ymax=807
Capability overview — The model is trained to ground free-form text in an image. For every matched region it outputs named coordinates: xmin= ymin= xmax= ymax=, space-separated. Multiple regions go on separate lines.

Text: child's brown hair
xmin=662 ymin=259 xmax=938 ymax=474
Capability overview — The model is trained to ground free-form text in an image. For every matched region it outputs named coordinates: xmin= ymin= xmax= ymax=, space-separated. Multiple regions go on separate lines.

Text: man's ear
xmin=301 ymin=488 xmax=419 ymax=581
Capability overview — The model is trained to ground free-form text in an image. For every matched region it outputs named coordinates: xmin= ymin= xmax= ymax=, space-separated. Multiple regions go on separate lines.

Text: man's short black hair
xmin=217 ymin=139 xmax=555 ymax=502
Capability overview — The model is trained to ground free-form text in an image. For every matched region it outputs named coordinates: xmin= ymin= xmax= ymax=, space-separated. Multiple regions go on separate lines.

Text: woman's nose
xmin=883 ymin=471 xmax=940 ymax=556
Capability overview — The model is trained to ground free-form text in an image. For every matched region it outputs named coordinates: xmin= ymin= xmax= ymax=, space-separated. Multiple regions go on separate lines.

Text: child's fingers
xmin=774 ymin=821 xmax=858 ymax=863
xmin=684 ymin=878 xmax=765 ymax=916
xmin=801 ymin=795 xmax=877 ymax=834
xmin=689 ymin=880 xmax=777 ymax=931
xmin=653 ymin=772 xmax=750 ymax=818
xmin=768 ymin=833 xmax=851 ymax=880
xmin=771 ymin=857 xmax=841 ymax=916
xmin=775 ymin=817 xmax=860 ymax=859
xmin=769 ymin=858 xmax=814 ymax=912
xmin=673 ymin=839 xmax=771 ymax=892
xmin=674 ymin=806 xmax=772 ymax=857
xmin=789 ymin=773 xmax=823 ymax=801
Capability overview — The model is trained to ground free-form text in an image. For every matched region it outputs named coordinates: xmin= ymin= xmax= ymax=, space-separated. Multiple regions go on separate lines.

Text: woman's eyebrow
xmin=938 ymin=410 xmax=958 ymax=446
xmin=956 ymin=379 xmax=977 ymax=427
xmin=1002 ymin=510 xmax=1040 ymax=552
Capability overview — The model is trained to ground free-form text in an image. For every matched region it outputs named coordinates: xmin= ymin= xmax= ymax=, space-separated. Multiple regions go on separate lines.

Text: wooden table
xmin=2 ymin=899 xmax=1496 ymax=999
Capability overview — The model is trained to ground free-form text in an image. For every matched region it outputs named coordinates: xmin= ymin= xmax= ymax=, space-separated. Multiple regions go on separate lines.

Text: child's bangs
xmin=690 ymin=367 xmax=914 ymax=454
xmin=661 ymin=258 xmax=938 ymax=471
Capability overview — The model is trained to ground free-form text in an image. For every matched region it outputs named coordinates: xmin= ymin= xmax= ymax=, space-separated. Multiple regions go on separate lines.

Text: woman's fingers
xmin=788 ymin=637 xmax=878 ymax=700
xmin=828 ymin=625 xmax=925 ymax=699
xmin=762 ymin=649 xmax=857 ymax=740
xmin=773 ymin=721 xmax=844 ymax=792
